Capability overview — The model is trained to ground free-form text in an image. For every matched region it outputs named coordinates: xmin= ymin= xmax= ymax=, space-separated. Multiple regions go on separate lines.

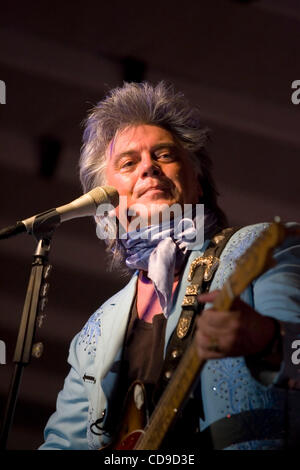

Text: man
xmin=39 ymin=81 xmax=300 ymax=450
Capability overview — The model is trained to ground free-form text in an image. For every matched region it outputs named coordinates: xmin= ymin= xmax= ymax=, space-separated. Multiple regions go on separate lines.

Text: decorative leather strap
xmin=152 ymin=227 xmax=240 ymax=404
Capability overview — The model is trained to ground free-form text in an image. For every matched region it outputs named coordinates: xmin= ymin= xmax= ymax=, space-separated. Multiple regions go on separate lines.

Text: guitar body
xmin=99 ymin=380 xmax=147 ymax=450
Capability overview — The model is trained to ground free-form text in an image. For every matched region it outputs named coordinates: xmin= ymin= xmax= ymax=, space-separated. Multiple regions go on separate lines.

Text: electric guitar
xmin=102 ymin=221 xmax=299 ymax=450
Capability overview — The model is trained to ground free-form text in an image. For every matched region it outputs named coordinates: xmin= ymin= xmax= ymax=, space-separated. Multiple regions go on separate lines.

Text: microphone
xmin=0 ymin=186 xmax=119 ymax=240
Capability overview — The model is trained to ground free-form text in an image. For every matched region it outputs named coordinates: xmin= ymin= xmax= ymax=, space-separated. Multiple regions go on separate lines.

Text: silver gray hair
xmin=79 ymin=81 xmax=227 ymax=269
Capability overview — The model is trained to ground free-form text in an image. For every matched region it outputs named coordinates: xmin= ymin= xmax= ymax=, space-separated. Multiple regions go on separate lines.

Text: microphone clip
xmin=29 ymin=209 xmax=61 ymax=241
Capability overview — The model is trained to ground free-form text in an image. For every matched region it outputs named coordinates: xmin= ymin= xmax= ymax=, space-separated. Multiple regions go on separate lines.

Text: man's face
xmin=105 ymin=125 xmax=202 ymax=221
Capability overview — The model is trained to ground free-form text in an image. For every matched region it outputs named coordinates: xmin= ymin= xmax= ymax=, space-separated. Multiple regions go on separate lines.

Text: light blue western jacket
xmin=39 ymin=223 xmax=300 ymax=450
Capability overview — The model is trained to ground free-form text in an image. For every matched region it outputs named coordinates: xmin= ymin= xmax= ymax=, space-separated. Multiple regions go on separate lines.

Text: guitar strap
xmin=152 ymin=226 xmax=240 ymax=406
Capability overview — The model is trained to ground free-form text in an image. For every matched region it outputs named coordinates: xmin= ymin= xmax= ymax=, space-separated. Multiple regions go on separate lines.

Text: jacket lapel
xmin=99 ymin=272 xmax=138 ymax=398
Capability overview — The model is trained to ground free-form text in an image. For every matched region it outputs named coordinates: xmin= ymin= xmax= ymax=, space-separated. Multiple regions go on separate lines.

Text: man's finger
xmin=198 ymin=289 xmax=220 ymax=304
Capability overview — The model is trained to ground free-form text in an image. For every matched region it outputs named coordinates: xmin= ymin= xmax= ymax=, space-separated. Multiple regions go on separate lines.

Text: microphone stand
xmin=0 ymin=213 xmax=60 ymax=450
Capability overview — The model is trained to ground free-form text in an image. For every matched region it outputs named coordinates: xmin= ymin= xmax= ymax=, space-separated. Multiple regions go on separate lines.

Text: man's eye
xmin=120 ymin=160 xmax=134 ymax=169
xmin=157 ymin=153 xmax=172 ymax=160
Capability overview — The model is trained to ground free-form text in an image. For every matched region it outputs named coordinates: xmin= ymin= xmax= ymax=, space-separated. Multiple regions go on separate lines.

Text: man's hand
xmin=195 ymin=290 xmax=277 ymax=360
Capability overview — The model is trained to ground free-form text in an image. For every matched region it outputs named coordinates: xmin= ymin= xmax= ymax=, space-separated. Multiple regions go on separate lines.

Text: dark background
xmin=0 ymin=0 xmax=299 ymax=450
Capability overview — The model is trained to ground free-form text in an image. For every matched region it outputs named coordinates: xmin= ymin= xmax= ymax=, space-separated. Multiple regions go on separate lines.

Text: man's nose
xmin=139 ymin=154 xmax=162 ymax=178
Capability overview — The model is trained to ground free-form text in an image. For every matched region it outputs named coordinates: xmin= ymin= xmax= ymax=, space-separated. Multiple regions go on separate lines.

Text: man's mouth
xmin=138 ymin=184 xmax=170 ymax=197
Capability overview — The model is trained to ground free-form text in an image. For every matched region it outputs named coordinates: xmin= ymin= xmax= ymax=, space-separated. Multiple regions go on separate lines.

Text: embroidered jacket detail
xmin=213 ymin=224 xmax=269 ymax=288
xmin=78 ymin=309 xmax=102 ymax=357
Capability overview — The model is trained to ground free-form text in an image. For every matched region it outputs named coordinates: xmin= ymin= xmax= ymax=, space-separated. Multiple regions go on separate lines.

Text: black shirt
xmin=106 ymin=295 xmax=202 ymax=449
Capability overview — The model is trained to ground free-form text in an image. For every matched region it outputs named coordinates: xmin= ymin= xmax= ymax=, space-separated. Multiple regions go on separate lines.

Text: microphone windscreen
xmin=90 ymin=186 xmax=119 ymax=208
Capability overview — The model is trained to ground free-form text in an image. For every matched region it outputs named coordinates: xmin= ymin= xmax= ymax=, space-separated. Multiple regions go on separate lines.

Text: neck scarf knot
xmin=120 ymin=208 xmax=216 ymax=317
